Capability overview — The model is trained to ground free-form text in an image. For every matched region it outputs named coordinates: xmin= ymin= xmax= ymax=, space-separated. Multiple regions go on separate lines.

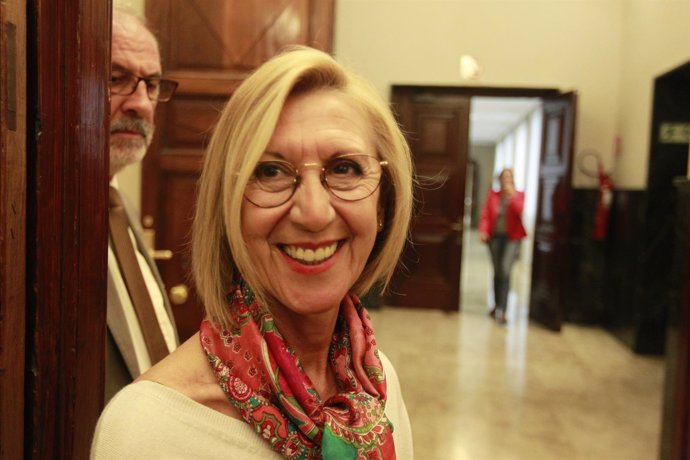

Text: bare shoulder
xmin=137 ymin=332 xmax=242 ymax=419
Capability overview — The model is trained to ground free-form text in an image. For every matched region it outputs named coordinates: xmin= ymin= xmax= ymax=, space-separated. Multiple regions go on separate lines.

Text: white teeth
xmin=303 ymin=248 xmax=314 ymax=262
xmin=284 ymin=242 xmax=338 ymax=264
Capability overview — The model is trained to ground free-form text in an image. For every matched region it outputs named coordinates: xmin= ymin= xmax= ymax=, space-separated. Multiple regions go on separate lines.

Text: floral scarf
xmin=199 ymin=284 xmax=396 ymax=460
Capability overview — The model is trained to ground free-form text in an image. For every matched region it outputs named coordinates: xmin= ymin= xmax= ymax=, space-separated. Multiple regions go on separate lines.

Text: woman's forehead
xmin=266 ymin=92 xmax=373 ymax=155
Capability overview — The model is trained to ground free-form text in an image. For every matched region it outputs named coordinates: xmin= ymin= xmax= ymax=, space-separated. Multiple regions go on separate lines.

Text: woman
xmin=478 ymin=168 xmax=527 ymax=325
xmin=92 ymin=46 xmax=415 ymax=459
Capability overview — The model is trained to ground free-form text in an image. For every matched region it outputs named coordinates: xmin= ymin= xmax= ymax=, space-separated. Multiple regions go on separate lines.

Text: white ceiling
xmin=470 ymin=97 xmax=541 ymax=145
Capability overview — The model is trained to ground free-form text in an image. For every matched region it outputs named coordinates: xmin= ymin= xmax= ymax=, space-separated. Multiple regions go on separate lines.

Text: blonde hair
xmin=191 ymin=46 xmax=413 ymax=328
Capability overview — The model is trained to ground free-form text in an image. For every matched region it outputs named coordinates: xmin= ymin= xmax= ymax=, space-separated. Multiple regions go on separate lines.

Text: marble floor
xmin=370 ymin=231 xmax=665 ymax=460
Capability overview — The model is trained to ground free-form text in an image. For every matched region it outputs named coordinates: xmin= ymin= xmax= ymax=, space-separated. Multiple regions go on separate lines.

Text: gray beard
xmin=109 ymin=118 xmax=154 ymax=176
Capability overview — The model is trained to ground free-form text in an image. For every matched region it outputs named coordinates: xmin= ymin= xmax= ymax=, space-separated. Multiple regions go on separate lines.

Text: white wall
xmin=333 ymin=0 xmax=690 ymax=189
xmin=334 ymin=0 xmax=623 ymax=188
xmin=617 ymin=1 xmax=690 ymax=188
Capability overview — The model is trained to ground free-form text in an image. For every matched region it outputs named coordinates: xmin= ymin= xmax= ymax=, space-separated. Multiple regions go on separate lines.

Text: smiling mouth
xmin=281 ymin=242 xmax=339 ymax=265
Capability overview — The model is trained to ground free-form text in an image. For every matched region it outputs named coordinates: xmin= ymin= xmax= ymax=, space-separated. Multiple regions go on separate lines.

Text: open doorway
xmin=461 ymin=96 xmax=542 ymax=322
xmin=388 ymin=84 xmax=575 ymax=331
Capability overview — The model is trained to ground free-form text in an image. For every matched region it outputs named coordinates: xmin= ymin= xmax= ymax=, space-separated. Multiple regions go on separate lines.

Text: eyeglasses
xmin=110 ymin=72 xmax=179 ymax=102
xmin=244 ymin=154 xmax=388 ymax=208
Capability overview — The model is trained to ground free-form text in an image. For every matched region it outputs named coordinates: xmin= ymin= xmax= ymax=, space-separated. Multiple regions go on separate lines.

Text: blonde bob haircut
xmin=191 ymin=46 xmax=413 ymax=329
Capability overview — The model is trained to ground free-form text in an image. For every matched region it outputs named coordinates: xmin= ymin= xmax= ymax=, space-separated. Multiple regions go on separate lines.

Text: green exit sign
xmin=660 ymin=123 xmax=690 ymax=144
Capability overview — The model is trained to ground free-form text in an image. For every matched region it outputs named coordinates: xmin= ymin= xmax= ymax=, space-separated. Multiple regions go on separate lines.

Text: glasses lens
xmin=111 ymin=73 xmax=136 ymax=95
xmin=324 ymin=154 xmax=383 ymax=201
xmin=146 ymin=80 xmax=161 ymax=100
xmin=157 ymin=79 xmax=179 ymax=102
xmin=244 ymin=161 xmax=297 ymax=207
xmin=244 ymin=155 xmax=385 ymax=208
xmin=110 ymin=73 xmax=178 ymax=102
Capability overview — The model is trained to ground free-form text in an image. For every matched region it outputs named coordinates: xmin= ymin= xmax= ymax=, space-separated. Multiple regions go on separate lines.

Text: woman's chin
xmin=269 ymin=285 xmax=347 ymax=318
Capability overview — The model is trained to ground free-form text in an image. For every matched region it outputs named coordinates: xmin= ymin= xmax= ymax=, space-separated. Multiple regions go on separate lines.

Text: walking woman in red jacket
xmin=478 ymin=168 xmax=527 ymax=324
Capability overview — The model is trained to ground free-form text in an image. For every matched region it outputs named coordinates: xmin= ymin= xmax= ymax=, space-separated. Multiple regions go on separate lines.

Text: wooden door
xmin=387 ymin=88 xmax=470 ymax=310
xmin=529 ymin=92 xmax=577 ymax=331
xmin=1 ymin=1 xmax=26 ymax=458
xmin=143 ymin=0 xmax=335 ymax=341
xmin=21 ymin=0 xmax=110 ymax=458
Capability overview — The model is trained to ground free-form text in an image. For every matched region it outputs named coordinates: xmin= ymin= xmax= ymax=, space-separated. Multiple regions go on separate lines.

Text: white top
xmin=91 ymin=352 xmax=414 ymax=459
xmin=107 ymin=180 xmax=177 ymax=376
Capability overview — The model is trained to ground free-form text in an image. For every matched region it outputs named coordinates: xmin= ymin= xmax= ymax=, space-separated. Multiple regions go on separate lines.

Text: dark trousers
xmin=488 ymin=235 xmax=521 ymax=313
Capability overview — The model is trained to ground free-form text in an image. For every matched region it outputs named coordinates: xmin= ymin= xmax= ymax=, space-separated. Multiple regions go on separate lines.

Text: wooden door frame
xmin=390 ymin=85 xmax=560 ymax=100
xmin=16 ymin=1 xmax=110 ymax=458
xmin=528 ymin=93 xmax=577 ymax=332
xmin=1 ymin=1 xmax=26 ymax=458
xmin=662 ymin=178 xmax=690 ymax=460
xmin=388 ymin=85 xmax=561 ymax=312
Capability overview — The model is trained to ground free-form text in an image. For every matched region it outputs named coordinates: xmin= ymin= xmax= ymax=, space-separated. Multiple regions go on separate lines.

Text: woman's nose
xmin=289 ymin=172 xmax=335 ymax=231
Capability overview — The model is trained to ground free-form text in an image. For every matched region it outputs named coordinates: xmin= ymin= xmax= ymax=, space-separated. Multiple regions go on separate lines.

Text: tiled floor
xmin=370 ymin=231 xmax=665 ymax=460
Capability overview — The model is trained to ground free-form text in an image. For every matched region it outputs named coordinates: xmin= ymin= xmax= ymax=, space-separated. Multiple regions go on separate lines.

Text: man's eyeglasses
xmin=244 ymin=154 xmax=388 ymax=208
xmin=110 ymin=72 xmax=178 ymax=102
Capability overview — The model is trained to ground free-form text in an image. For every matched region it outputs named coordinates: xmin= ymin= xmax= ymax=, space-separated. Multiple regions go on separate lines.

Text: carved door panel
xmin=529 ymin=92 xmax=577 ymax=331
xmin=143 ymin=0 xmax=334 ymax=341
xmin=388 ymin=88 xmax=469 ymax=311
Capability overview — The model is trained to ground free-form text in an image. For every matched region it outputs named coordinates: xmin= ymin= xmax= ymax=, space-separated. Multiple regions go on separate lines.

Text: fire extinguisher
xmin=578 ymin=150 xmax=614 ymax=241
xmin=593 ymin=165 xmax=614 ymax=241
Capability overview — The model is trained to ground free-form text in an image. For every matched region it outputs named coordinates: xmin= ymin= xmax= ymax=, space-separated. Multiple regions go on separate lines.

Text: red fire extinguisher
xmin=578 ymin=150 xmax=614 ymax=241
xmin=593 ymin=164 xmax=614 ymax=241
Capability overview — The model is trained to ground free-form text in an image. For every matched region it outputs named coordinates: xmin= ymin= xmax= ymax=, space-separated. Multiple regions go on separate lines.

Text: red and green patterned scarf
xmin=199 ymin=284 xmax=396 ymax=459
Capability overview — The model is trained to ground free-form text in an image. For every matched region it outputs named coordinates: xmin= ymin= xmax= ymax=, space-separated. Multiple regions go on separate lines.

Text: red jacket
xmin=479 ymin=190 xmax=527 ymax=240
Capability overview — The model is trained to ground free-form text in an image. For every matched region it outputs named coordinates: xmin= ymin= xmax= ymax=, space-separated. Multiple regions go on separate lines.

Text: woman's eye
xmin=255 ymin=162 xmax=291 ymax=180
xmin=330 ymin=159 xmax=363 ymax=176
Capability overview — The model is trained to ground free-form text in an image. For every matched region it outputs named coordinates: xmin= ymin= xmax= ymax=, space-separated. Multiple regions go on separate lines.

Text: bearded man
xmin=106 ymin=9 xmax=180 ymax=402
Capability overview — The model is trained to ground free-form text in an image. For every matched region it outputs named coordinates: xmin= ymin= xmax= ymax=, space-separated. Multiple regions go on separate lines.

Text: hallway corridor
xmin=370 ymin=232 xmax=665 ymax=459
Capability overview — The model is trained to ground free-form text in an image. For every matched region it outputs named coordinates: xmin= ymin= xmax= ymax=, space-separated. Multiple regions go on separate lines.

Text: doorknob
xmin=142 ymin=215 xmax=174 ymax=260
xmin=169 ymin=284 xmax=189 ymax=305
xmin=450 ymin=221 xmax=463 ymax=232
